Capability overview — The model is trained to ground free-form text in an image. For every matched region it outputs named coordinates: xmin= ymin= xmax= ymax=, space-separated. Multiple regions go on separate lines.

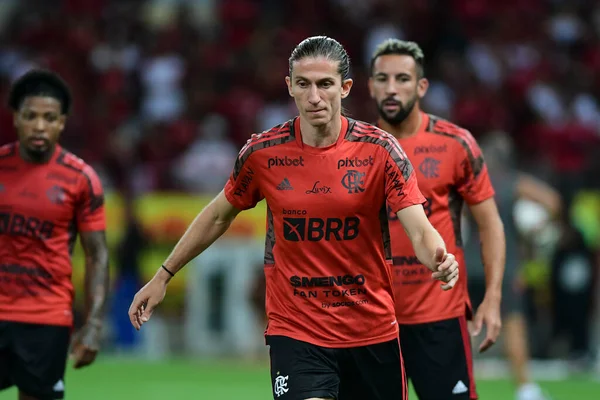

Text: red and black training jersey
xmin=0 ymin=142 xmax=106 ymax=327
xmin=387 ymin=113 xmax=495 ymax=324
xmin=224 ymin=116 xmax=425 ymax=348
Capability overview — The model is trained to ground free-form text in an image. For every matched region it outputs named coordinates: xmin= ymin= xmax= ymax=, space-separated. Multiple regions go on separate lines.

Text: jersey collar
xmin=294 ymin=115 xmax=348 ymax=154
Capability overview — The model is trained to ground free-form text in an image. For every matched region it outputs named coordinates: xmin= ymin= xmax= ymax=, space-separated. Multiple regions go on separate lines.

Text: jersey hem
xmin=396 ymin=309 xmax=465 ymax=325
xmin=0 ymin=315 xmax=72 ymax=327
xmin=265 ymin=328 xmax=399 ymax=349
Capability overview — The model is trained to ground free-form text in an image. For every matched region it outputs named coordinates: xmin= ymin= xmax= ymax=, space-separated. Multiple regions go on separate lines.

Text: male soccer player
xmin=0 ymin=70 xmax=108 ymax=400
xmin=369 ymin=39 xmax=505 ymax=400
xmin=129 ymin=36 xmax=459 ymax=400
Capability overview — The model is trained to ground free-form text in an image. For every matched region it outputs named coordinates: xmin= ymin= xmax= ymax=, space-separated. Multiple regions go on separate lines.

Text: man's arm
xmin=130 ymin=135 xmax=264 ymax=330
xmin=396 ymin=204 xmax=458 ymax=290
xmin=396 ymin=204 xmax=446 ymax=272
xmin=468 ymin=197 xmax=505 ymax=352
xmin=517 ymin=174 xmax=562 ymax=217
xmin=129 ymin=191 xmax=242 ymax=329
xmin=72 ymin=230 xmax=109 ymax=369
xmin=468 ymin=198 xmax=505 ymax=301
xmin=157 ymin=190 xmax=241 ymax=282
xmin=79 ymin=230 xmax=109 ymax=326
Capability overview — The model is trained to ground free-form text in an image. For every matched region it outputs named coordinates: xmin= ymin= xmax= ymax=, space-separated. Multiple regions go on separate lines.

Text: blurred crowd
xmin=0 ymin=0 xmax=598 ymax=361
xmin=0 ymin=0 xmax=599 ymax=200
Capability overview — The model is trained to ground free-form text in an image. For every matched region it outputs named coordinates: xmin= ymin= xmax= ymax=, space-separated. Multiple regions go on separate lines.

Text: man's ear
xmin=285 ymin=76 xmax=293 ymax=97
xmin=341 ymin=78 xmax=353 ymax=99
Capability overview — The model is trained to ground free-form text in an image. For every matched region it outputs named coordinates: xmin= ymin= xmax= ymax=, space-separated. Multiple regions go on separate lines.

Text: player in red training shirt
xmin=368 ymin=39 xmax=506 ymax=400
xmin=0 ymin=70 xmax=108 ymax=400
xmin=130 ymin=36 xmax=459 ymax=400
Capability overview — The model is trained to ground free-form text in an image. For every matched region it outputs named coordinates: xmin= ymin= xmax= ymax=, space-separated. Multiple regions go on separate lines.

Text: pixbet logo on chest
xmin=268 ymin=156 xmax=304 ymax=168
xmin=337 ymin=156 xmax=374 ymax=169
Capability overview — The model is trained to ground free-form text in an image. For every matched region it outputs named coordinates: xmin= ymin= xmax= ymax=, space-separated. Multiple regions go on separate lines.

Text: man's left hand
xmin=70 ymin=322 xmax=101 ymax=369
xmin=431 ymin=247 xmax=459 ymax=290
xmin=471 ymin=296 xmax=502 ymax=352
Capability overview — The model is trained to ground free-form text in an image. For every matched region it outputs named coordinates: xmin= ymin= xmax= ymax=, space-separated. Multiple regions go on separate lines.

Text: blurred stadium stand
xmin=0 ymin=0 xmax=599 ymax=389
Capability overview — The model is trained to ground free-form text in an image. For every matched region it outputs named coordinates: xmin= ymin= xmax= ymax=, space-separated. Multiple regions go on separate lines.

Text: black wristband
xmin=161 ymin=265 xmax=175 ymax=277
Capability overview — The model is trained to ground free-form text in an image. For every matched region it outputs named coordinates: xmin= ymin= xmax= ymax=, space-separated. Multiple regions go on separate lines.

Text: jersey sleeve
xmin=454 ymin=132 xmax=495 ymax=205
xmin=383 ymin=144 xmax=426 ymax=213
xmin=223 ymin=146 xmax=263 ymax=210
xmin=76 ymin=165 xmax=106 ymax=232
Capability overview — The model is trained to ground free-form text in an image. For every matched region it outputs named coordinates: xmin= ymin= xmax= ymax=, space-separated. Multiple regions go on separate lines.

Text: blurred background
xmin=0 ymin=0 xmax=599 ymax=398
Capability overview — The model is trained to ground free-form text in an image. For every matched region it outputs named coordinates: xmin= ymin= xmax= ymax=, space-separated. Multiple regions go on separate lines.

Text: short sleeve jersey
xmin=0 ymin=143 xmax=106 ymax=327
xmin=386 ymin=113 xmax=495 ymax=324
xmin=224 ymin=116 xmax=425 ymax=348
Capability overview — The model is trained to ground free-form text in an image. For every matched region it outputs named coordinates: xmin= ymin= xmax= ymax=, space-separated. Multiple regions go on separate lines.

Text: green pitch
xmin=0 ymin=358 xmax=597 ymax=399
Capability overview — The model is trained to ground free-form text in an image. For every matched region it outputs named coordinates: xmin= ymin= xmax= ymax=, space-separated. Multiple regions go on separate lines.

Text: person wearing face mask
xmin=465 ymin=131 xmax=559 ymax=400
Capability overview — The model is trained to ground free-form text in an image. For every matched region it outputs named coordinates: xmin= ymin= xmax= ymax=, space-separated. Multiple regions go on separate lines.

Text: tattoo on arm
xmin=80 ymin=230 xmax=109 ymax=326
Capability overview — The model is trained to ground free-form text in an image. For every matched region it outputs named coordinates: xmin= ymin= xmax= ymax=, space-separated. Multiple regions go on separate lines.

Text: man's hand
xmin=471 ymin=296 xmax=502 ymax=352
xmin=70 ymin=322 xmax=101 ymax=369
xmin=431 ymin=247 xmax=459 ymax=290
xmin=128 ymin=271 xmax=170 ymax=330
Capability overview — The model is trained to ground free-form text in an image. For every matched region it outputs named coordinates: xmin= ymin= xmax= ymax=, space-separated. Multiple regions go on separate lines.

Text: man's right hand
xmin=128 ymin=268 xmax=170 ymax=330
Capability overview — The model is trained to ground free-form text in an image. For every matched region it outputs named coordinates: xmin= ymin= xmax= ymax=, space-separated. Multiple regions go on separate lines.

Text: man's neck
xmin=378 ymin=108 xmax=422 ymax=140
xmin=300 ymin=115 xmax=341 ymax=148
xmin=19 ymin=143 xmax=56 ymax=164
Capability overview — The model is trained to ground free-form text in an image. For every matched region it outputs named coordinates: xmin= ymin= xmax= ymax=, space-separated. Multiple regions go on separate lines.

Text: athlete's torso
xmin=225 ymin=116 xmax=425 ymax=347
xmin=0 ymin=143 xmax=105 ymax=326
xmin=386 ymin=113 xmax=494 ymax=324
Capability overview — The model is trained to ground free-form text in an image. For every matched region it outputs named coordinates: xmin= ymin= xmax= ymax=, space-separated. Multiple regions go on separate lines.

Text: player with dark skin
xmin=1 ymin=70 xmax=108 ymax=400
xmin=15 ymin=82 xmax=108 ymax=371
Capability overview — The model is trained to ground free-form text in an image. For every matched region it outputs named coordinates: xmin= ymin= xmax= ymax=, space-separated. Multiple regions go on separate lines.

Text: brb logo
xmin=268 ymin=156 xmax=304 ymax=169
xmin=341 ymin=170 xmax=365 ymax=194
xmin=337 ymin=156 xmax=374 ymax=169
xmin=283 ymin=216 xmax=360 ymax=241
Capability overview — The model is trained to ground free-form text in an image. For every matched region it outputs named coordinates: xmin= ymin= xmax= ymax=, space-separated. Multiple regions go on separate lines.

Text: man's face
xmin=369 ymin=54 xmax=428 ymax=125
xmin=14 ymin=96 xmax=65 ymax=157
xmin=286 ymin=57 xmax=353 ymax=128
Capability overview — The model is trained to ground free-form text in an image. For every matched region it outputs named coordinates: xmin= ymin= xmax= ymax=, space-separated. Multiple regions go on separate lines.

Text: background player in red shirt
xmin=129 ymin=36 xmax=459 ymax=400
xmin=368 ymin=39 xmax=506 ymax=400
xmin=0 ymin=70 xmax=108 ymax=400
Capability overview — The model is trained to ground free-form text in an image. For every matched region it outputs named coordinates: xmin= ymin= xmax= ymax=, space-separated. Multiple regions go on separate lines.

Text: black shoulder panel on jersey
xmin=426 ymin=114 xmax=484 ymax=178
xmin=346 ymin=119 xmax=413 ymax=181
xmin=232 ymin=119 xmax=296 ymax=180
xmin=56 ymin=150 xmax=104 ymax=212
